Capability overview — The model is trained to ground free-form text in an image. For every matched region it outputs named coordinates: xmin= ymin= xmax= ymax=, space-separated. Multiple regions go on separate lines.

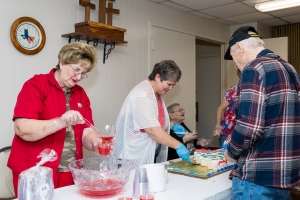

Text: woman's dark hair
xmin=148 ymin=60 xmax=181 ymax=81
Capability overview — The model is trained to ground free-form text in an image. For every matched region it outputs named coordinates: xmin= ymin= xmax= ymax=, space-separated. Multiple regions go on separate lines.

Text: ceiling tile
xmin=224 ymin=12 xmax=273 ymax=24
xmin=161 ymin=1 xmax=193 ymax=12
xmin=189 ymin=11 xmax=217 ymax=20
xmin=171 ymin=0 xmax=236 ymax=10
xmin=148 ymin=0 xmax=167 ymax=2
xmin=242 ymin=0 xmax=273 ymax=8
xmin=200 ymin=2 xmax=256 ymax=18
xmin=213 ymin=19 xmax=237 ymax=26
xmin=259 ymin=18 xmax=288 ymax=27
xmin=282 ymin=14 xmax=300 ymax=24
xmin=147 ymin=0 xmax=300 ymax=27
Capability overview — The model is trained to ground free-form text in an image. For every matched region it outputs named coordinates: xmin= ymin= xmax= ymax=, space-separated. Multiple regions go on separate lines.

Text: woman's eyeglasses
xmin=68 ymin=64 xmax=88 ymax=79
xmin=171 ymin=109 xmax=185 ymax=113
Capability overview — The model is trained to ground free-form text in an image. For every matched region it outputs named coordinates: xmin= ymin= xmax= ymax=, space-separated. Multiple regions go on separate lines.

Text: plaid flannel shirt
xmin=227 ymin=49 xmax=300 ymax=188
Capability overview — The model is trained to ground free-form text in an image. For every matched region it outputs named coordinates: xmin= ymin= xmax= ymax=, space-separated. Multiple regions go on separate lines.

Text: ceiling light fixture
xmin=255 ymin=0 xmax=300 ymax=12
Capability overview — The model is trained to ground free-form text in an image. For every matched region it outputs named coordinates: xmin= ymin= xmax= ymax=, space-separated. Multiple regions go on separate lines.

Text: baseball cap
xmin=224 ymin=26 xmax=261 ymax=60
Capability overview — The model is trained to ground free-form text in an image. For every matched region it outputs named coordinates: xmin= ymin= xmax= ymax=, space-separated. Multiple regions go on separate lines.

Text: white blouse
xmin=113 ymin=80 xmax=170 ymax=170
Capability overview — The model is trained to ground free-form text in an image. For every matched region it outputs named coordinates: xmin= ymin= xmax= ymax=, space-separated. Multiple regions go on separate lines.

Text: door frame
xmin=149 ymin=23 xmax=196 ymax=129
xmin=148 ymin=21 xmax=228 ymax=99
xmin=148 ymin=21 xmax=227 ymax=138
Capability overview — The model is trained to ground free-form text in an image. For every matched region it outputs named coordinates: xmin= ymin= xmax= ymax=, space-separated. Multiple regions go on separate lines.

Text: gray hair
xmin=167 ymin=103 xmax=180 ymax=114
xmin=148 ymin=60 xmax=181 ymax=82
xmin=231 ymin=36 xmax=265 ymax=52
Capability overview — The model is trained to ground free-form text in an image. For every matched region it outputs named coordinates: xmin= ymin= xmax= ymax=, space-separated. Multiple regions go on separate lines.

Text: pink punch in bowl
xmin=68 ymin=157 xmax=133 ymax=199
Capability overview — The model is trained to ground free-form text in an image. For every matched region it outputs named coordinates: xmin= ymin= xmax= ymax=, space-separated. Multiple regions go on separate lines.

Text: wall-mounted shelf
xmin=61 ymin=21 xmax=127 ymax=64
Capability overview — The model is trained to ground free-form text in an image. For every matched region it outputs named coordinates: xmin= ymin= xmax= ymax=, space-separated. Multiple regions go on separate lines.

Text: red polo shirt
xmin=7 ymin=68 xmax=93 ymax=193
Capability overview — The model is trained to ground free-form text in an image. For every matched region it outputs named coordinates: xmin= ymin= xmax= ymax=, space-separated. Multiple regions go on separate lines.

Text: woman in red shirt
xmin=8 ymin=42 xmax=102 ymax=197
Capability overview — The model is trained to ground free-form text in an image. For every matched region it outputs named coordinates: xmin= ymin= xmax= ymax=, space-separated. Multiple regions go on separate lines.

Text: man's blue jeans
xmin=232 ymin=177 xmax=291 ymax=200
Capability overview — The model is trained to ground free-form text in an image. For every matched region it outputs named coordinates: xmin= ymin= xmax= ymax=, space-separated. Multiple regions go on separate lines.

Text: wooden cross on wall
xmin=79 ymin=0 xmax=96 ymax=21
xmin=65 ymin=0 xmax=127 ymax=64
xmin=99 ymin=0 xmax=119 ymax=25
xmin=99 ymin=0 xmax=106 ymax=23
xmin=106 ymin=2 xmax=119 ymax=25
xmin=80 ymin=0 xmax=120 ymax=26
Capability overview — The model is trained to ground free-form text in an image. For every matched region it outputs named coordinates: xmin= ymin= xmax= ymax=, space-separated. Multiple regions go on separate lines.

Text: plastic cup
xmin=98 ymin=142 xmax=112 ymax=156
xmin=118 ymin=197 xmax=132 ymax=200
xmin=132 ymin=168 xmax=149 ymax=199
xmin=98 ymin=124 xmax=115 ymax=156
xmin=140 ymin=191 xmax=155 ymax=200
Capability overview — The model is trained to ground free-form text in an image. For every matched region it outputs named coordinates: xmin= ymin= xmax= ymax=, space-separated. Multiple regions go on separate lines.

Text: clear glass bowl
xmin=68 ymin=157 xmax=133 ymax=199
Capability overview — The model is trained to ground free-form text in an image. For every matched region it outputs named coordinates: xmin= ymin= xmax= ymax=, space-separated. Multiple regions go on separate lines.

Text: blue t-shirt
xmin=172 ymin=123 xmax=186 ymax=137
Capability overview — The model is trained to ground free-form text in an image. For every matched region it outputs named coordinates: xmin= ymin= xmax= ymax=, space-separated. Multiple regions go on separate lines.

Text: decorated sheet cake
xmin=165 ymin=148 xmax=236 ymax=179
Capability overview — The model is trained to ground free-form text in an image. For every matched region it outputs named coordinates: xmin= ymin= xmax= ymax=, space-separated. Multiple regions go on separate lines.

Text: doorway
xmin=150 ymin=23 xmax=196 ymax=130
xmin=149 ymin=22 xmax=226 ymax=148
xmin=196 ymin=39 xmax=221 ymax=148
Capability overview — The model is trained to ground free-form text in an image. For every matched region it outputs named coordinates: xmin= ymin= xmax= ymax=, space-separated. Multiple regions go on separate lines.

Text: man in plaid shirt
xmin=224 ymin=26 xmax=300 ymax=200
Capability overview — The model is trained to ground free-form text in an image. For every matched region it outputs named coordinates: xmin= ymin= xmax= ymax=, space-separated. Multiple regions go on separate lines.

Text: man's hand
xmin=224 ymin=150 xmax=237 ymax=163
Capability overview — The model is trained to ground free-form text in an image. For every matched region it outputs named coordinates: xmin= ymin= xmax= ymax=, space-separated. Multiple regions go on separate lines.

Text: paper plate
xmin=174 ymin=132 xmax=189 ymax=135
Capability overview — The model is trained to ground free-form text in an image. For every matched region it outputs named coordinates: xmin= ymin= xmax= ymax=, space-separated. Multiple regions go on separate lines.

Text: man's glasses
xmin=171 ymin=109 xmax=185 ymax=113
xmin=68 ymin=64 xmax=88 ymax=79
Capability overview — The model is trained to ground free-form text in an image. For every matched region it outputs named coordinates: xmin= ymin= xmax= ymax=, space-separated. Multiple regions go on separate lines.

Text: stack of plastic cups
xmin=132 ymin=167 xmax=149 ymax=200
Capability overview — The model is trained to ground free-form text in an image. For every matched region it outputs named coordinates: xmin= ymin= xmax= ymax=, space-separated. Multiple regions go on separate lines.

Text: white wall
xmin=1 ymin=0 xmax=230 ymax=157
xmin=226 ymin=22 xmax=272 ymax=89
xmin=150 ymin=25 xmax=196 ymax=131
xmin=264 ymin=37 xmax=288 ymax=61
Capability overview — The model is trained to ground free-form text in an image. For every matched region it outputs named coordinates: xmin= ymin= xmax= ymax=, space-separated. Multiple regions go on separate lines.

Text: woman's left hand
xmin=91 ymin=137 xmax=114 ymax=154
xmin=91 ymin=137 xmax=102 ymax=152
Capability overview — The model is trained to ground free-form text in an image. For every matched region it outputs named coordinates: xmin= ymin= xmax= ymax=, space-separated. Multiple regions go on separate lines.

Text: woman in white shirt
xmin=113 ymin=60 xmax=190 ymax=169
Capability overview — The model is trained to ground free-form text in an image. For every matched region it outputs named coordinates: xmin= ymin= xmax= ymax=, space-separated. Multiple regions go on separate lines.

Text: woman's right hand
xmin=213 ymin=126 xmax=222 ymax=137
xmin=60 ymin=110 xmax=84 ymax=126
xmin=183 ymin=132 xmax=197 ymax=143
xmin=48 ymin=110 xmax=84 ymax=135
xmin=175 ymin=143 xmax=190 ymax=163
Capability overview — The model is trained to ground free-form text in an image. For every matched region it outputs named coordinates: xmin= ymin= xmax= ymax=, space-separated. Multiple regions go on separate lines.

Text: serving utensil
xmin=83 ymin=118 xmax=101 ymax=134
